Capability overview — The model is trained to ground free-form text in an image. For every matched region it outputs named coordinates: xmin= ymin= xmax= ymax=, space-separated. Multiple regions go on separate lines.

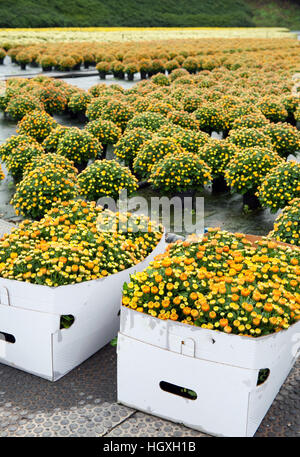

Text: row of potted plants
xmin=0 ymin=43 xmax=299 ymax=244
xmin=4 ymin=37 xmax=299 ymax=76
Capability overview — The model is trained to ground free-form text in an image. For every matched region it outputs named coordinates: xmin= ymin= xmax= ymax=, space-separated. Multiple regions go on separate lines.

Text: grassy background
xmin=0 ymin=0 xmax=299 ymax=29
xmin=251 ymin=0 xmax=300 ymax=29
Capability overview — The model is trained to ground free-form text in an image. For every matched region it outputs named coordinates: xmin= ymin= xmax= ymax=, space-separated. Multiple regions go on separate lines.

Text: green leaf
xmin=110 ymin=337 xmax=118 ymax=347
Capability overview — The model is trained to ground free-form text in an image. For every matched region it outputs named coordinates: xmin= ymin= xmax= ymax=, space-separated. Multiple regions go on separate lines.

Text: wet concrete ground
xmin=0 ymin=56 xmax=42 ymax=78
xmin=0 ymin=341 xmax=298 ymax=437
xmin=0 ymin=56 xmax=139 ymax=89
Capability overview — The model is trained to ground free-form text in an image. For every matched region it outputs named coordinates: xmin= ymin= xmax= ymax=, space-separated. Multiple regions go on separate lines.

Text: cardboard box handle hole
xmin=257 ymin=368 xmax=270 ymax=386
xmin=0 ymin=332 xmax=16 ymax=344
xmin=160 ymin=381 xmax=197 ymax=400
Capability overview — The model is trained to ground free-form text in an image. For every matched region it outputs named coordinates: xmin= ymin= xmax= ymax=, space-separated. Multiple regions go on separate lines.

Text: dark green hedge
xmin=0 ymin=0 xmax=298 ymax=28
xmin=0 ymin=0 xmax=254 ymax=27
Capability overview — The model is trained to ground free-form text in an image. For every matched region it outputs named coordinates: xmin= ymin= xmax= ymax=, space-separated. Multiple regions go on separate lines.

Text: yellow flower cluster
xmin=23 ymin=153 xmax=78 ymax=177
xmin=11 ymin=165 xmax=79 ymax=220
xmin=68 ymin=91 xmax=92 ymax=115
xmin=0 ymin=164 xmax=4 ymax=182
xmin=149 ymin=152 xmax=212 ymax=194
xmin=0 ymin=199 xmax=163 ymax=286
xmin=122 ymin=228 xmax=300 ymax=337
xmin=56 ymin=127 xmax=102 ymax=165
xmin=227 ymin=127 xmax=273 ymax=149
xmin=114 ymin=127 xmax=152 ymax=168
xmin=78 ymin=159 xmax=138 ymax=201
xmin=257 ymin=161 xmax=300 ymax=213
xmin=17 ymin=109 xmax=57 ymax=143
xmin=263 ymin=122 xmax=300 ymax=158
xmin=268 ymin=198 xmax=300 ymax=246
xmin=2 ymin=141 xmax=44 ymax=181
xmin=85 ymin=118 xmax=122 ymax=146
xmin=199 ymin=139 xmax=239 ymax=178
xmin=133 ymin=136 xmax=184 ymax=179
xmin=225 ymin=147 xmax=283 ymax=195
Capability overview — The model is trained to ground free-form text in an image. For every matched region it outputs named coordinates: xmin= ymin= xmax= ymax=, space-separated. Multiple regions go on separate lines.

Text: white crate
xmin=0 ymin=234 xmax=166 ymax=381
xmin=117 ymin=307 xmax=300 ymax=437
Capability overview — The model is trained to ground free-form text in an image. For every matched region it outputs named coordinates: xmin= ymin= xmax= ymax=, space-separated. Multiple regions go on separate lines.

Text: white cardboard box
xmin=0 ymin=233 xmax=166 ymax=381
xmin=117 ymin=307 xmax=300 ymax=437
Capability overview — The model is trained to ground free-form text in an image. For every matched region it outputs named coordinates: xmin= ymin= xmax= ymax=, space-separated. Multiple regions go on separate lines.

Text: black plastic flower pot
xmin=286 ymin=115 xmax=296 ymax=126
xmin=0 ymin=57 xmax=4 ymax=65
xmin=242 ymin=191 xmax=261 ymax=210
xmin=113 ymin=71 xmax=125 ymax=79
xmin=175 ymin=190 xmax=196 ymax=199
xmin=69 ymin=111 xmax=88 ymax=123
xmin=127 ymin=73 xmax=134 ymax=81
xmin=42 ymin=66 xmax=52 ymax=72
xmin=74 ymin=161 xmax=88 ymax=173
xmin=20 ymin=63 xmax=27 ymax=70
xmin=12 ymin=174 xmax=23 ymax=184
xmin=77 ymin=112 xmax=89 ymax=123
xmin=212 ymin=176 xmax=229 ymax=193
xmin=138 ymin=180 xmax=150 ymax=189
xmin=100 ymin=144 xmax=108 ymax=159
xmin=73 ymin=63 xmax=81 ymax=71
xmin=84 ymin=62 xmax=90 ymax=69
xmin=172 ymin=189 xmax=197 ymax=210
xmin=98 ymin=72 xmax=106 ymax=80
xmin=140 ymin=70 xmax=147 ymax=79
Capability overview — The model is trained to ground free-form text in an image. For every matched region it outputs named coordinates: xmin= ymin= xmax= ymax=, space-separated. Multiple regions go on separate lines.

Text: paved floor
xmin=0 ymin=344 xmax=299 ymax=437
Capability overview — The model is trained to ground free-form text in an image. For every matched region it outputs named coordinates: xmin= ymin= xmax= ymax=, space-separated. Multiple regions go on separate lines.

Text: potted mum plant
xmin=17 ymin=110 xmax=58 ymax=143
xmin=124 ymin=62 xmax=139 ymax=81
xmin=268 ymin=198 xmax=300 ymax=246
xmin=111 ymin=61 xmax=125 ymax=79
xmin=39 ymin=55 xmax=57 ymax=72
xmin=149 ymin=152 xmax=212 ymax=198
xmin=225 ymin=147 xmax=283 ymax=210
xmin=127 ymin=112 xmax=168 ymax=133
xmin=257 ymin=161 xmax=300 ymax=213
xmin=56 ymin=127 xmax=102 ymax=171
xmin=133 ymin=136 xmax=184 ymax=180
xmin=263 ymin=122 xmax=300 ymax=158
xmin=199 ymin=139 xmax=239 ymax=193
xmin=11 ymin=165 xmax=78 ymax=220
xmin=0 ymin=48 xmax=6 ymax=65
xmin=16 ymin=50 xmax=32 ymax=70
xmin=68 ymin=91 xmax=92 ymax=120
xmin=78 ymin=159 xmax=138 ymax=201
xmin=96 ymin=61 xmax=110 ymax=79
xmin=85 ymin=118 xmax=122 ymax=158
xmin=114 ymin=127 xmax=152 ymax=170
xmin=5 ymin=94 xmax=44 ymax=121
